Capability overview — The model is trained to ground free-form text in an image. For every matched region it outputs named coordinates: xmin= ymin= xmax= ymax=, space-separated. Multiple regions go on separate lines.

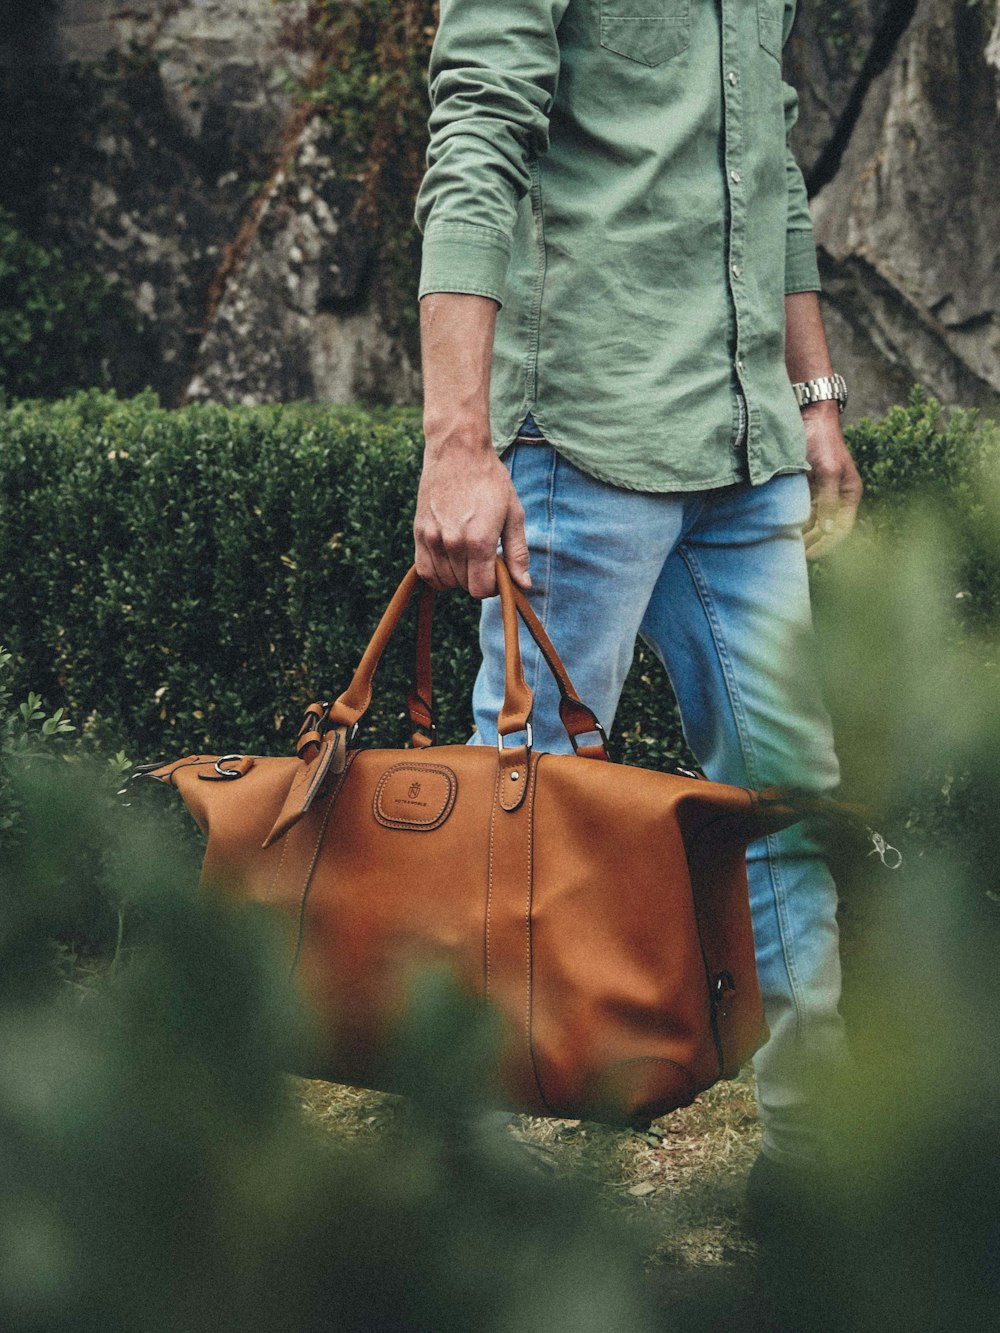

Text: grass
xmin=294 ymin=1068 xmax=763 ymax=1276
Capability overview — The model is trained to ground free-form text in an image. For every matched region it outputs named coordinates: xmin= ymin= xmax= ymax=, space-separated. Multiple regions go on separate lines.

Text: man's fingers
xmin=438 ymin=535 xmax=469 ymax=593
xmin=467 ymin=553 xmax=498 ymax=600
xmin=415 ymin=531 xmax=459 ymax=590
xmin=813 ymin=472 xmax=841 ymax=525
xmin=500 ymin=501 xmax=532 ymax=590
xmin=803 ymin=474 xmax=862 ymax=562
xmin=413 ymin=448 xmax=529 ymax=596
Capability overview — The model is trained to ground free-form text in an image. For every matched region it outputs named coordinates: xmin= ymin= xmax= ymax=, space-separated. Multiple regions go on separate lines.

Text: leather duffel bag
xmin=144 ymin=557 xmax=809 ymax=1127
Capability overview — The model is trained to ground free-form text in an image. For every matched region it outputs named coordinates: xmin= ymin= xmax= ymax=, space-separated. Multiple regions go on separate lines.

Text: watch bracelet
xmin=791 ymin=372 xmax=847 ymax=414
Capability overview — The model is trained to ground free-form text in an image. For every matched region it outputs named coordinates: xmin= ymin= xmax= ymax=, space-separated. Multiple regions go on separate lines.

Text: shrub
xmin=0 ymin=385 xmax=996 ymax=803
xmin=0 ymin=389 xmax=691 ymax=769
xmin=832 ymin=385 xmax=1000 ymax=633
xmin=0 ymin=644 xmax=77 ymax=837
xmin=3 ymin=446 xmax=1000 ymax=1331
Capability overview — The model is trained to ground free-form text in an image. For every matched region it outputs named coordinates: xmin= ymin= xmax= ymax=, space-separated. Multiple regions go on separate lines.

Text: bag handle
xmin=406 ymin=582 xmax=436 ymax=749
xmin=405 ymin=578 xmax=609 ymax=761
xmin=300 ymin=559 xmax=608 ymax=807
xmin=296 ymin=581 xmax=440 ymax=762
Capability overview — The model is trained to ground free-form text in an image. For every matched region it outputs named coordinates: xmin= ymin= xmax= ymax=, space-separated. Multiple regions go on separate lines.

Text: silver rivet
xmin=511 ymin=771 xmax=520 ymax=781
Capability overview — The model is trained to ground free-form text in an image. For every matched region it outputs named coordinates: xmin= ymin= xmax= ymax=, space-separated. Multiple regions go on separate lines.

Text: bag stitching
xmin=684 ymin=805 xmax=766 ymax=1078
xmin=524 ymin=755 xmax=557 ymax=1115
xmin=485 ymin=765 xmax=500 ymax=999
xmin=264 ymin=826 xmax=290 ymax=905
xmin=288 ymin=752 xmax=358 ymax=975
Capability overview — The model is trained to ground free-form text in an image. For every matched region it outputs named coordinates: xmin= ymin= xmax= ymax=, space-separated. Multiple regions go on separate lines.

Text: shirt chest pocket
xmin=600 ymin=0 xmax=691 ymax=67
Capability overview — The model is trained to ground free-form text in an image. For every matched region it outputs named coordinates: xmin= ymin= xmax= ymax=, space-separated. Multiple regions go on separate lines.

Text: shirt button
xmin=737 ymin=359 xmax=746 ymax=371
xmin=731 ymin=263 xmax=742 ymax=278
xmin=730 ymin=170 xmax=741 ymax=184
xmin=728 ymin=70 xmax=737 ymax=85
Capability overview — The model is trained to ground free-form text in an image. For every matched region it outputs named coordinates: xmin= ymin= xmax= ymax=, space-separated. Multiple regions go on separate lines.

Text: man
xmin=412 ymin=0 xmax=863 ymax=1223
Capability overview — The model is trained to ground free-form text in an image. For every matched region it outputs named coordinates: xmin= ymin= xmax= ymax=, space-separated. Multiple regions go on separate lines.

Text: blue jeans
xmin=470 ymin=440 xmax=845 ymax=1164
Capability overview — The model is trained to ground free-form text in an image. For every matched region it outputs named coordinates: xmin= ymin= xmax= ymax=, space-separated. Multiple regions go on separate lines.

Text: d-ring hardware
xmin=497 ymin=721 xmax=533 ymax=752
xmin=213 ymin=754 xmax=245 ymax=779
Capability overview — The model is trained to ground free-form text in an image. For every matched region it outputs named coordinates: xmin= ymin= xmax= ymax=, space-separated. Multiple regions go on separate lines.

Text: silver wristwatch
xmin=791 ymin=372 xmax=847 ymax=414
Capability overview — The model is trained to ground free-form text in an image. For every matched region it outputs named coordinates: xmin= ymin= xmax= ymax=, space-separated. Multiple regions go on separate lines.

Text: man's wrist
xmin=800 ymin=398 xmax=841 ymax=420
xmin=422 ymin=416 xmax=494 ymax=461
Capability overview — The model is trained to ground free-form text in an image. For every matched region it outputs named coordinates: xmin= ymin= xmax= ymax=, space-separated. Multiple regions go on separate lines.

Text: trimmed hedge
xmin=0 ymin=387 xmax=996 ymax=771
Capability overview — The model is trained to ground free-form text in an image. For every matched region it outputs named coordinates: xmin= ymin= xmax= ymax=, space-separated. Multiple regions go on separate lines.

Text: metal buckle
xmin=572 ymin=718 xmax=608 ymax=753
xmin=309 ymin=705 xmax=359 ymax=751
xmin=497 ymin=720 xmax=533 ymax=752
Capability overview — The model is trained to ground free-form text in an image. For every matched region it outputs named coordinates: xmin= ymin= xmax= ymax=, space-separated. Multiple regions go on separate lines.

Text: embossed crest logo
xmin=374 ymin=764 xmax=457 ymax=831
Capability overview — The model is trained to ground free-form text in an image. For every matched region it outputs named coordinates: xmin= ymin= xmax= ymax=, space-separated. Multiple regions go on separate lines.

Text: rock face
xmin=793 ymin=0 xmax=1000 ymax=419
xmin=1 ymin=0 xmax=997 ymax=419
xmin=0 ymin=0 xmax=418 ymax=407
xmin=185 ymin=117 xmax=420 ymax=407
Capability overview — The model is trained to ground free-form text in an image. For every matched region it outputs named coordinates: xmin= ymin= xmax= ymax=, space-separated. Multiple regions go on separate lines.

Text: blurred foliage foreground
xmin=1 ymin=388 xmax=999 ymax=1330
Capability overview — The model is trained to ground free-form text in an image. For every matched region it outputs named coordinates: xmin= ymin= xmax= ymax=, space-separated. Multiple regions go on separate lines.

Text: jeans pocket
xmin=600 ymin=0 xmax=691 ymax=67
xmin=757 ymin=0 xmax=784 ymax=58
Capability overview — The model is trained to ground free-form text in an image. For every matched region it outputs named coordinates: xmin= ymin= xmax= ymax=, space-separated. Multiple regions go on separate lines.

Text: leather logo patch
xmin=373 ymin=763 xmax=457 ymax=831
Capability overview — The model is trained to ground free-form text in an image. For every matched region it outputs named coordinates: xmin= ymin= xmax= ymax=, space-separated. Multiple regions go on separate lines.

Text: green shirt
xmin=415 ymin=0 xmax=821 ymax=493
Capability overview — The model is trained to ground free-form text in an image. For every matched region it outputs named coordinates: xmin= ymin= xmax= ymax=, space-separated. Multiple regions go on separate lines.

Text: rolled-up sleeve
xmin=781 ymin=0 xmax=822 ymax=295
xmin=415 ymin=0 xmax=569 ymax=306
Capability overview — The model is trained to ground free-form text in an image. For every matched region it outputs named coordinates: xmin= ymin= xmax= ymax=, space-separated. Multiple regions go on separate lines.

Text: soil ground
xmin=295 ymin=1067 xmax=767 ymax=1319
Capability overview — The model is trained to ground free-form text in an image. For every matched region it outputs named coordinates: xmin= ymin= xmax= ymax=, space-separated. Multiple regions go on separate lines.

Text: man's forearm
xmin=420 ymin=292 xmax=499 ymax=456
xmin=784 ymin=290 xmax=835 ymax=388
xmin=784 ymin=289 xmax=864 ymax=561
xmin=414 ymin=290 xmax=530 ymax=597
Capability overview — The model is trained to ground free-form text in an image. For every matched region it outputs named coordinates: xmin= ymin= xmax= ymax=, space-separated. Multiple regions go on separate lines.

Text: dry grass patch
xmin=293 ymin=1069 xmax=762 ymax=1274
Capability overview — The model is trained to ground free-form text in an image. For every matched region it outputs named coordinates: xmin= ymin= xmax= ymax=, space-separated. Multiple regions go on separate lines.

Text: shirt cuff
xmin=784 ymin=229 xmax=822 ymax=295
xmin=418 ymin=222 xmax=512 ymax=306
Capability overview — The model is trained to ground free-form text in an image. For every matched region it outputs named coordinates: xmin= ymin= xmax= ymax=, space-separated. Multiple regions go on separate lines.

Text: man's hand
xmin=414 ymin=438 xmax=531 ymax=599
xmin=784 ymin=290 xmax=863 ymax=561
xmin=801 ymin=400 xmax=863 ymax=561
xmin=416 ymin=292 xmax=531 ymax=599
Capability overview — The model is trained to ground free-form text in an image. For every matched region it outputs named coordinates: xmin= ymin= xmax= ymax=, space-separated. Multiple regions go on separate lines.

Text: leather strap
xmin=406 ymin=566 xmax=610 ymax=763
xmin=494 ymin=559 xmax=532 ymax=811
xmin=406 ymin=583 xmax=436 ymax=749
xmin=264 ymin=726 xmax=348 ymax=848
xmin=505 ymin=577 xmax=609 ymax=761
xmin=301 ymin=559 xmax=608 ymax=805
